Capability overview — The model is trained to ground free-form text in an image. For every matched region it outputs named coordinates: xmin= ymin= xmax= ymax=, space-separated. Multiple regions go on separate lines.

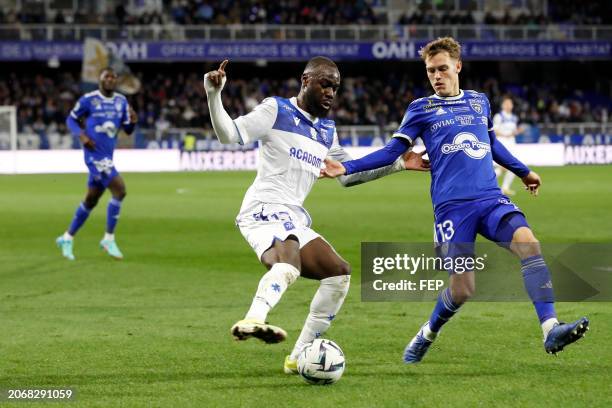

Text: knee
xmin=325 ymin=261 xmax=351 ymax=278
xmin=338 ymin=261 xmax=351 ymax=276
xmin=451 ymin=281 xmax=475 ymax=305
xmin=84 ymin=196 xmax=99 ymax=209
xmin=511 ymin=227 xmax=541 ymax=258
xmin=114 ymin=189 xmax=127 ymax=201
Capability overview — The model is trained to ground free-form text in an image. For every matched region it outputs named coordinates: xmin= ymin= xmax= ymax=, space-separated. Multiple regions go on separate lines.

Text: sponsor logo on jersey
xmin=94 ymin=121 xmax=118 ymax=138
xmin=431 ymin=119 xmax=455 ymax=133
xmin=449 ymin=106 xmax=470 ymax=113
xmin=435 ymin=107 xmax=447 ymax=115
xmin=115 ymin=100 xmax=122 ymax=112
xmin=281 ymin=104 xmax=295 ymax=113
xmin=455 ymin=115 xmax=474 ymax=125
xmin=289 ymin=147 xmax=323 ymax=168
xmin=441 ymin=132 xmax=490 ymax=159
xmin=423 ymin=99 xmax=467 ymax=111
xmin=293 ymin=117 xmax=300 ymax=126
xmin=480 ymin=116 xmax=488 ymax=125
xmin=469 ymin=99 xmax=483 ymax=114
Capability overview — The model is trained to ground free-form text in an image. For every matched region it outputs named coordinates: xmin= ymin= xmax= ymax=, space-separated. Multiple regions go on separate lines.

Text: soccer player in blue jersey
xmin=322 ymin=37 xmax=588 ymax=361
xmin=56 ymin=68 xmax=137 ymax=260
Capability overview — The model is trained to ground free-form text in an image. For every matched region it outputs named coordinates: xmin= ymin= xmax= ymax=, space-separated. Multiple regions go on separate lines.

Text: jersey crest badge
xmin=310 ymin=127 xmax=317 ymax=140
xmin=469 ymin=99 xmax=483 ymax=114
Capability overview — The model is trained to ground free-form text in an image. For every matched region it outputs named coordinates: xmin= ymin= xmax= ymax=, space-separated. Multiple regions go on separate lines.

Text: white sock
xmin=245 ymin=262 xmax=300 ymax=322
xmin=502 ymin=171 xmax=515 ymax=190
xmin=289 ymin=275 xmax=350 ymax=360
xmin=104 ymin=233 xmax=115 ymax=241
xmin=422 ymin=322 xmax=438 ymax=341
xmin=63 ymin=231 xmax=73 ymax=240
xmin=541 ymin=317 xmax=559 ymax=340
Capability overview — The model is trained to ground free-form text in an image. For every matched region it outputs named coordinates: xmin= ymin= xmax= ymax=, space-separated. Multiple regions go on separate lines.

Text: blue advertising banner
xmin=1 ymin=40 xmax=610 ymax=61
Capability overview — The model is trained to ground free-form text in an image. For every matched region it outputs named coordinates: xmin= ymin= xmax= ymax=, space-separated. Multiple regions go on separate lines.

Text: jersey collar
xmin=290 ymin=97 xmax=318 ymax=124
xmin=431 ymin=90 xmax=464 ymax=101
xmin=95 ymin=90 xmax=116 ymax=101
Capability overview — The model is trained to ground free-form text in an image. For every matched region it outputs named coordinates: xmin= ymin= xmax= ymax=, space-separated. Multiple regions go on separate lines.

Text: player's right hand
xmin=204 ymin=60 xmax=228 ymax=93
xmin=80 ymin=133 xmax=95 ymax=150
xmin=521 ymin=171 xmax=541 ymax=196
xmin=320 ymin=158 xmax=347 ymax=178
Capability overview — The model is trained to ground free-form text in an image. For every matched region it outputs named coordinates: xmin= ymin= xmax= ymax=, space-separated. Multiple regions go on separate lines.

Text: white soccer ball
xmin=297 ymin=338 xmax=345 ymax=385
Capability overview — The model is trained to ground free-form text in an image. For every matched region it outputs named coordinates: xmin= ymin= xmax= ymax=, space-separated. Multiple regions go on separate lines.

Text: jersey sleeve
xmin=233 ymin=97 xmax=278 ymax=144
xmin=121 ymin=99 xmax=131 ymax=126
xmin=392 ymin=101 xmax=422 ymax=144
xmin=69 ymin=96 xmax=90 ymax=120
xmin=484 ymin=96 xmax=495 ymax=132
xmin=327 ymin=130 xmax=350 ymax=162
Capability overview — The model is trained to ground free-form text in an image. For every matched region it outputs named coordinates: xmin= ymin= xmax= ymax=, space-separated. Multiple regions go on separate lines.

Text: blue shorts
xmin=86 ymin=159 xmax=119 ymax=189
xmin=434 ymin=195 xmax=528 ymax=259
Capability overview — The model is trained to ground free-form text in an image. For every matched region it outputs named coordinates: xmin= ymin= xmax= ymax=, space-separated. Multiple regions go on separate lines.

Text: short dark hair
xmin=303 ymin=56 xmax=338 ymax=75
xmin=419 ymin=37 xmax=462 ymax=61
xmin=99 ymin=67 xmax=116 ymax=76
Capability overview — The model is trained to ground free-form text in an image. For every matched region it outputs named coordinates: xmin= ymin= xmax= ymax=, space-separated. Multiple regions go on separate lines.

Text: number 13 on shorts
xmin=435 ymin=220 xmax=455 ymax=242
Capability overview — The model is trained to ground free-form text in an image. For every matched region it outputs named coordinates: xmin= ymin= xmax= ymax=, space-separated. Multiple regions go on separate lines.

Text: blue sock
xmin=68 ymin=202 xmax=92 ymax=236
xmin=429 ymin=287 xmax=461 ymax=332
xmin=106 ymin=198 xmax=122 ymax=234
xmin=521 ymin=255 xmax=557 ymax=323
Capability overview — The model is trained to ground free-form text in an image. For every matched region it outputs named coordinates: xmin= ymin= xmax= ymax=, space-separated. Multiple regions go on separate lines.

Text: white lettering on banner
xmin=2 ymin=145 xmax=608 ymax=174
xmin=106 ymin=42 xmax=148 ymax=60
xmin=372 ymin=42 xmax=415 ymax=59
xmin=180 ymin=150 xmax=259 ymax=171
xmin=564 ymin=145 xmax=612 ymax=165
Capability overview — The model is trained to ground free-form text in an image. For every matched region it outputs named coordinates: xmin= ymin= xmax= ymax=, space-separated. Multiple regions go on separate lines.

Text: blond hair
xmin=419 ymin=37 xmax=462 ymax=61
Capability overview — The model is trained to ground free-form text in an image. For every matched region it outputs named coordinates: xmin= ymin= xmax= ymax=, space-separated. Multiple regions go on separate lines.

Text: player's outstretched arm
xmin=204 ymin=60 xmax=241 ymax=145
xmin=321 ymin=137 xmax=423 ymax=180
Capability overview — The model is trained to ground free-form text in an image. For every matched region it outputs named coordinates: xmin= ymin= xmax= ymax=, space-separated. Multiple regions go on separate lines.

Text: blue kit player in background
xmin=322 ymin=37 xmax=588 ymax=361
xmin=56 ymin=67 xmax=137 ymax=260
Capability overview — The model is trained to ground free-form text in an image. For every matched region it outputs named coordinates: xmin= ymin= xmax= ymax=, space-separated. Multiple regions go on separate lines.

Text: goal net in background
xmin=0 ymin=106 xmax=17 ymax=151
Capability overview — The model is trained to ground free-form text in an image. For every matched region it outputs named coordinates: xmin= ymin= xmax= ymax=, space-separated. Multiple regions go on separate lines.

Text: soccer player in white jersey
xmin=203 ymin=57 xmax=429 ymax=374
xmin=493 ymin=97 xmax=521 ymax=195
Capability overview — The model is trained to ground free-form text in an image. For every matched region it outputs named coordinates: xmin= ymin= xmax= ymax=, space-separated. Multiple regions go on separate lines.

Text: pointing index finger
xmin=219 ymin=59 xmax=229 ymax=73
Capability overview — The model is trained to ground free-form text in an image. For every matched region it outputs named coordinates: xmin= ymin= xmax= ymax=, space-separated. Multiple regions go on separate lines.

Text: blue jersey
xmin=394 ymin=90 xmax=502 ymax=208
xmin=69 ymin=90 xmax=131 ymax=161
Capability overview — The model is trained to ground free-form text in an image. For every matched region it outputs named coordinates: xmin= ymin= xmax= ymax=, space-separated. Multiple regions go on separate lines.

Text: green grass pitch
xmin=1 ymin=166 xmax=611 ymax=407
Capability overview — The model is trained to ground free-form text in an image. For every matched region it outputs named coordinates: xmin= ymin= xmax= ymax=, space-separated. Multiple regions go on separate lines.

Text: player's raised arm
xmin=203 ymin=60 xmax=241 ymax=144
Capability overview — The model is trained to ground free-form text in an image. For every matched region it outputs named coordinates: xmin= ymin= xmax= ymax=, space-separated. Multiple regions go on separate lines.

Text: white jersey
xmin=233 ymin=96 xmax=345 ymax=212
xmin=492 ymin=111 xmax=518 ymax=140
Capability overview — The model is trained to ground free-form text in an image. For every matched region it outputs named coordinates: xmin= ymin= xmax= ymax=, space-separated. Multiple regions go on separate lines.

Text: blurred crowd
xmin=0 ymin=0 xmax=608 ymax=26
xmin=0 ymin=70 xmax=608 ymax=141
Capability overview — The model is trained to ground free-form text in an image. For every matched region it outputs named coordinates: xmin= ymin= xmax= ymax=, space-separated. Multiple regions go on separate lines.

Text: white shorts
xmin=236 ymin=201 xmax=321 ymax=260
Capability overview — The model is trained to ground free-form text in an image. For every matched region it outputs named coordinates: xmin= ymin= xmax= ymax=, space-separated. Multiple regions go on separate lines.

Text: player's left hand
xmin=128 ymin=107 xmax=137 ymax=124
xmin=320 ymin=158 xmax=346 ymax=178
xmin=403 ymin=150 xmax=430 ymax=171
xmin=521 ymin=171 xmax=541 ymax=196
